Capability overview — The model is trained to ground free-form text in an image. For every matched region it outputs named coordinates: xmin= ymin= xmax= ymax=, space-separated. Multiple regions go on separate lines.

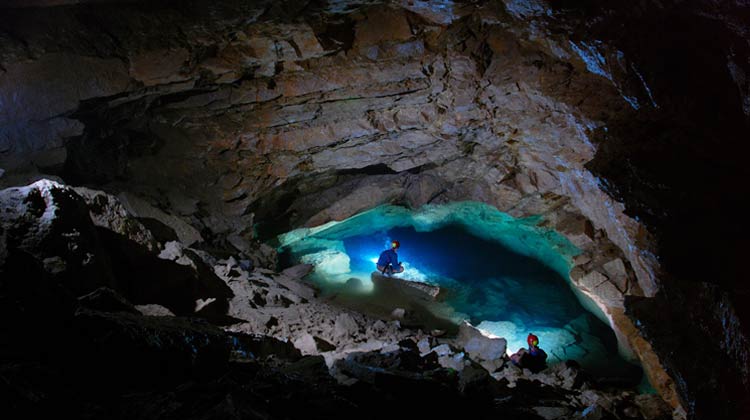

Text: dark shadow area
xmin=96 ymin=227 xmax=234 ymax=317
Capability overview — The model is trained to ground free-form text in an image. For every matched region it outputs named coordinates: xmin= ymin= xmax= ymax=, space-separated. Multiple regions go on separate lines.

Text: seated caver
xmin=510 ymin=333 xmax=548 ymax=373
xmin=376 ymin=240 xmax=404 ymax=275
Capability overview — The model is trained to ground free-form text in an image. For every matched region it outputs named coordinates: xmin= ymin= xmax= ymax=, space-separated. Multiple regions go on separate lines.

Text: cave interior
xmin=1 ymin=1 xmax=749 ymax=419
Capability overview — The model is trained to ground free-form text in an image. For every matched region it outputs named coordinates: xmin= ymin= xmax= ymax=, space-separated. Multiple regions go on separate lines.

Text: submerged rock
xmin=371 ymin=272 xmax=441 ymax=300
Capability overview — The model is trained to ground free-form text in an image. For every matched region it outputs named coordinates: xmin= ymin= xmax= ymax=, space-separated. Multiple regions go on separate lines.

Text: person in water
xmin=510 ymin=333 xmax=548 ymax=373
xmin=376 ymin=240 xmax=404 ymax=276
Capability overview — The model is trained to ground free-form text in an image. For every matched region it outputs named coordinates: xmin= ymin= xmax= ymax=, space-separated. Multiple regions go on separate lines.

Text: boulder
xmin=314 ymin=336 xmax=337 ymax=352
xmin=458 ymin=362 xmax=492 ymax=394
xmin=455 ymin=321 xmax=507 ymax=372
xmin=293 ymin=333 xmax=318 ymax=355
xmin=279 ymin=355 xmax=331 ymax=382
xmin=430 ymin=343 xmax=453 ymax=357
xmin=73 ymin=187 xmax=158 ymax=251
xmin=491 ymin=363 xmax=524 ymax=387
xmin=275 ymin=264 xmax=317 ymax=301
xmin=0 ymin=248 xmax=78 ymax=361
xmin=345 ymin=277 xmax=364 ymax=291
xmin=438 ymin=352 xmax=466 ymax=372
xmin=0 ymin=180 xmax=233 ymax=317
xmin=334 ymin=313 xmax=360 ymax=340
xmin=417 ymin=337 xmax=436 ymax=355
xmin=228 ymin=332 xmax=303 ymax=362
xmin=117 ymin=192 xmax=203 ymax=246
xmin=158 ymin=241 xmax=197 ymax=267
xmin=0 ymin=180 xmax=117 ymax=294
xmin=98 ymin=227 xmax=234 ymax=317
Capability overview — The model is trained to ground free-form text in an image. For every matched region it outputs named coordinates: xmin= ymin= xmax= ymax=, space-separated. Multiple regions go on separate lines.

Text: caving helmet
xmin=391 ymin=240 xmax=400 ymax=249
xmin=527 ymin=333 xmax=539 ymax=348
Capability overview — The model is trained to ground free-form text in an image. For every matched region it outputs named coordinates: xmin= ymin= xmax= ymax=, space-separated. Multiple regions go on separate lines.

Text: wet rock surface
xmin=1 ymin=0 xmax=748 ymax=418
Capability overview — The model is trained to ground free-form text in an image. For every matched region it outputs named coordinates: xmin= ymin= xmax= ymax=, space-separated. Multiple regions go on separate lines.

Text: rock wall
xmin=1 ymin=1 xmax=748 ymax=418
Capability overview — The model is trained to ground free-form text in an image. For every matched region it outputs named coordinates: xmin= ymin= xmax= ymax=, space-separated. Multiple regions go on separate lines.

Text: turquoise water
xmin=277 ymin=202 xmax=643 ymax=382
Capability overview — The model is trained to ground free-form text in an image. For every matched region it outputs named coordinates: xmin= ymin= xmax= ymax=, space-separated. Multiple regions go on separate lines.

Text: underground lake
xmin=276 ymin=202 xmax=645 ymax=385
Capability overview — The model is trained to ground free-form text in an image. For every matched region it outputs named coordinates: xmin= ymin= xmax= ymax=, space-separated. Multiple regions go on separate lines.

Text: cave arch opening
xmin=276 ymin=201 xmax=645 ymax=383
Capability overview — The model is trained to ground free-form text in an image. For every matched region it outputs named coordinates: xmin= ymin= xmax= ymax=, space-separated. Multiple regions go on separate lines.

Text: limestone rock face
xmin=116 ymin=192 xmax=203 ymax=247
xmin=577 ymin=270 xmax=625 ymax=309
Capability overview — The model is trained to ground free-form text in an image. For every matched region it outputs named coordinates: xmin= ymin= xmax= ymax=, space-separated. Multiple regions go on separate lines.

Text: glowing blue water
xmin=277 ymin=202 xmax=643 ymax=382
xmin=345 ymin=225 xmax=583 ymax=329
